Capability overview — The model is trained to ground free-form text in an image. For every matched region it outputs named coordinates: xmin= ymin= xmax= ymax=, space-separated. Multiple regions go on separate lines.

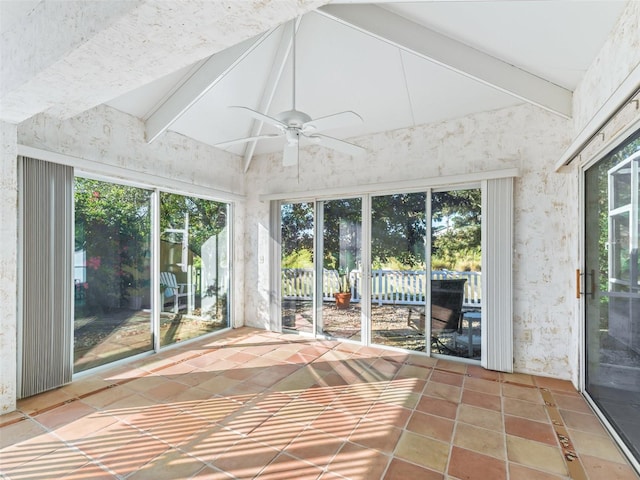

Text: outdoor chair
xmin=160 ymin=271 xmax=189 ymax=313
xmin=407 ymin=278 xmax=466 ymax=354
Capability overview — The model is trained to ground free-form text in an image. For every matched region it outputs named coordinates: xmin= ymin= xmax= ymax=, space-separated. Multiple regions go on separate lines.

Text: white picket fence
xmin=282 ymin=268 xmax=481 ymax=307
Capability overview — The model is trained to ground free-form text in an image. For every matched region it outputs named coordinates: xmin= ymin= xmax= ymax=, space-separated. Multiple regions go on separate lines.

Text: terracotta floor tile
xmin=435 ymin=359 xmax=468 ymax=374
xmin=349 ymin=418 xmax=403 ymax=453
xmin=501 ymin=372 xmax=536 ymax=386
xmin=534 ymin=376 xmax=577 ymax=393
xmin=72 ymin=420 xmax=142 ymax=459
xmin=395 ymin=430 xmax=449 ymax=472
xmin=453 ymin=422 xmax=506 ymax=460
xmin=274 ymin=397 xmax=326 ymax=426
xmin=463 ymin=375 xmax=502 ymax=395
xmin=415 ymin=394 xmax=458 ymax=419
xmin=503 ymin=396 xmax=549 ymax=422
xmin=0 ymin=418 xmax=47 ymax=448
xmin=505 ymin=415 xmax=558 ymax=446
xmin=396 ymin=363 xmax=433 ymax=380
xmin=580 ymin=453 xmax=640 ymax=480
xmin=0 ymin=432 xmax=66 ymax=472
xmin=250 ymin=415 xmax=307 ymax=450
xmin=52 ymin=410 xmax=119 ymax=441
xmin=257 ymin=453 xmax=323 ymax=480
xmin=457 ymin=404 xmax=503 ymax=431
xmin=213 ymin=437 xmax=279 ymax=478
xmin=328 ymin=441 xmax=391 ymax=480
xmin=4 ymin=443 xmax=91 ymax=480
xmin=506 ymin=434 xmax=568 ymax=476
xmin=310 ymin=407 xmax=360 ymax=439
xmin=383 ymin=458 xmax=444 ymax=480
xmin=403 ymin=354 xmax=436 ymax=369
xmin=424 ymin=380 xmax=462 ymax=403
xmin=466 ymin=365 xmax=501 ymax=381
xmin=406 ymin=410 xmax=454 ymax=443
xmin=283 ymin=427 xmax=344 ymax=466
xmin=99 ymin=433 xmax=170 ymax=476
xmin=551 ymin=392 xmax=593 ymax=414
xmin=181 ymin=426 xmax=243 ymax=463
xmin=560 ymin=409 xmax=608 ymax=436
xmin=461 ymin=389 xmax=502 ymax=412
xmin=80 ymin=385 xmax=137 ymax=409
xmin=448 ymin=446 xmax=507 ymax=480
xmin=35 ymin=400 xmax=97 ymax=431
xmin=60 ymin=462 xmax=117 ymax=479
xmin=3 ymin=329 xmax=637 ymax=480
xmin=568 ymin=428 xmax=628 ymax=463
xmin=364 ymin=401 xmax=412 ymax=428
xmin=502 ymin=383 xmax=544 ymax=404
xmin=16 ymin=388 xmax=75 ymax=415
xmin=127 ymin=448 xmax=207 ymax=480
xmin=508 ymin=463 xmax=568 ymax=480
xmin=430 ymin=370 xmax=464 ymax=387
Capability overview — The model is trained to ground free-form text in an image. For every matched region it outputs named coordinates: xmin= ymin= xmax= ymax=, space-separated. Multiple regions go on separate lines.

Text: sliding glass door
xmin=281 ymin=202 xmax=315 ymax=333
xmin=370 ymin=193 xmax=427 ymax=350
xmin=74 ymin=179 xmax=231 ymax=373
xmin=74 ymin=179 xmax=153 ymax=372
xmin=319 ymin=198 xmax=362 ymax=341
xmin=159 ymin=193 xmax=230 ymax=347
xmin=280 ymin=189 xmax=482 ymax=361
xmin=430 ymin=188 xmax=482 ymax=360
xmin=584 ymin=132 xmax=640 ymax=464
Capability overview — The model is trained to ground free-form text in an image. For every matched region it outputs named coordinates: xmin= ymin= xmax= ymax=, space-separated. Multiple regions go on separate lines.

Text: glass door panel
xmin=370 ymin=193 xmax=427 ymax=350
xmin=159 ymin=193 xmax=230 ymax=347
xmin=430 ymin=189 xmax=482 ymax=360
xmin=585 ymin=135 xmax=640 ymax=463
xmin=281 ymin=202 xmax=315 ymax=333
xmin=74 ymin=178 xmax=152 ymax=373
xmin=320 ymin=198 xmax=362 ymax=341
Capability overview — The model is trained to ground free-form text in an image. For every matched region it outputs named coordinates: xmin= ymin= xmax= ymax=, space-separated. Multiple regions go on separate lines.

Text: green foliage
xmin=431 ymin=189 xmax=481 ymax=272
xmin=282 ymin=248 xmax=313 ymax=269
xmin=75 ymin=178 xmax=152 ymax=309
xmin=160 ymin=192 xmax=227 ymax=259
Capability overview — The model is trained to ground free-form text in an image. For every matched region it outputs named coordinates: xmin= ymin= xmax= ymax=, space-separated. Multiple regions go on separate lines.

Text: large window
xmin=584 ymin=131 xmax=640 ymax=464
xmin=74 ymin=179 xmax=153 ymax=372
xmin=279 ymin=186 xmax=485 ymax=362
xmin=73 ymin=178 xmax=231 ymax=373
xmin=159 ymin=192 xmax=230 ymax=346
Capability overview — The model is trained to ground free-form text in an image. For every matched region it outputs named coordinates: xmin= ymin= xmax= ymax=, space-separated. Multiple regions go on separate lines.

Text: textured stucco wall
xmin=0 ymin=122 xmax=18 ymax=414
xmin=572 ymin=0 xmax=640 ymax=135
xmin=18 ymin=104 xmax=244 ymax=195
xmin=244 ymin=103 xmax=578 ymax=380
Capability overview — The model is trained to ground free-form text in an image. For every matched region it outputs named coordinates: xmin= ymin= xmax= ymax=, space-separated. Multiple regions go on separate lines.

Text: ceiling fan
xmin=215 ymin=18 xmax=366 ymax=166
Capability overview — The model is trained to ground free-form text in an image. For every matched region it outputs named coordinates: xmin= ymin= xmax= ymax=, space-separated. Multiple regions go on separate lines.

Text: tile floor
xmin=1 ymin=328 xmax=638 ymax=480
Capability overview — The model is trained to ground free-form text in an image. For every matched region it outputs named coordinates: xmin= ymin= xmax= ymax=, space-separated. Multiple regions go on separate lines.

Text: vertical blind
xmin=482 ymin=177 xmax=514 ymax=372
xmin=20 ymin=156 xmax=73 ymax=398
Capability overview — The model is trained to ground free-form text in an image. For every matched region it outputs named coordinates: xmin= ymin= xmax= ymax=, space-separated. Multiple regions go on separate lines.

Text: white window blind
xmin=20 ymin=157 xmax=73 ymax=398
xmin=482 ymin=177 xmax=514 ymax=372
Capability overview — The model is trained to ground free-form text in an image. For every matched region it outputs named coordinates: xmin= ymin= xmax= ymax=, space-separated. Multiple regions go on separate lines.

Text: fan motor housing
xmin=275 ymin=109 xmax=312 ymax=128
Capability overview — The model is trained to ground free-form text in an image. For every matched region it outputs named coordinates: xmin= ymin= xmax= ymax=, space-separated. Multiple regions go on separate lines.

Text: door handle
xmin=577 ymin=269 xmax=595 ymax=299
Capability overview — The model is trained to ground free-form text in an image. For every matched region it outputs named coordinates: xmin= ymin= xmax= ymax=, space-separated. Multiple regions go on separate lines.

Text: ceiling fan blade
xmin=215 ymin=133 xmax=281 ymax=148
xmin=307 ymin=134 xmax=366 ymax=157
xmin=282 ymin=142 xmax=298 ymax=166
xmin=230 ymin=106 xmax=287 ymax=131
xmin=302 ymin=111 xmax=363 ymax=133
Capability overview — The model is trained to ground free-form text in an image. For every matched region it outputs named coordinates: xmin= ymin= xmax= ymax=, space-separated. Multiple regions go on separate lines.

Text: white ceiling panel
xmin=101 ymin=1 xmax=628 ymax=170
xmin=384 ymin=1 xmax=627 ymax=90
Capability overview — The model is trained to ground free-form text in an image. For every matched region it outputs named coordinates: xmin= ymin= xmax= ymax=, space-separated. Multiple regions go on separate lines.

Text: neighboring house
xmin=0 ymin=0 xmax=639 ymax=470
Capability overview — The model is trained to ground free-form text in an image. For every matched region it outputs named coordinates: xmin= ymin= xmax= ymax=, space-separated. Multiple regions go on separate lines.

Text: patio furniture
xmin=408 ymin=278 xmax=467 ymax=354
xmin=160 ymin=271 xmax=189 ymax=313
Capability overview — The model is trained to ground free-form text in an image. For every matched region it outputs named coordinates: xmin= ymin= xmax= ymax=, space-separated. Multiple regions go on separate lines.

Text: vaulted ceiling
xmin=2 ymin=1 xmax=628 ymax=172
